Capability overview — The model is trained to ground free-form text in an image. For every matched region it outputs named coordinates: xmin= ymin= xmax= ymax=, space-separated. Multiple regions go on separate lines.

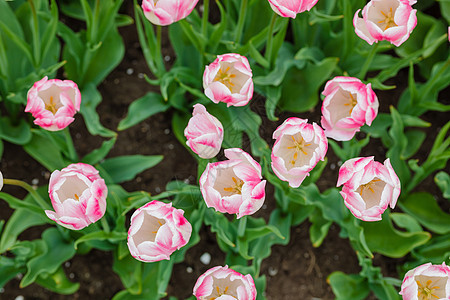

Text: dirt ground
xmin=1 ymin=2 xmax=448 ymax=299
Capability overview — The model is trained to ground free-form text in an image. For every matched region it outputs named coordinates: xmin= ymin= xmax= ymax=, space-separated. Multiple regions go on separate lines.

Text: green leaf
xmin=309 ymin=208 xmax=333 ymax=248
xmin=0 ymin=256 xmax=23 ymax=288
xmin=278 ymin=57 xmax=338 ymax=112
xmin=21 ymin=228 xmax=76 ymax=287
xmin=74 ymin=231 xmax=127 ymax=249
xmin=100 ymin=155 xmax=163 ymax=184
xmin=113 ymin=252 xmax=142 ymax=295
xmin=399 ymin=192 xmax=450 ymax=234
xmin=35 ymin=266 xmax=80 ymax=295
xmin=328 ymin=272 xmax=370 ymax=300
xmin=435 ymin=172 xmax=450 ymax=199
xmin=80 ymin=84 xmax=117 ymax=137
xmin=361 ymin=213 xmax=430 ymax=258
xmin=204 ymin=209 xmax=236 ymax=249
xmin=390 ymin=213 xmax=423 ymax=233
xmin=0 ymin=117 xmax=32 ymax=145
xmin=0 ymin=207 xmax=47 ymax=253
xmin=82 ymin=137 xmax=117 ymax=165
xmin=118 ymin=93 xmax=168 ymax=131
xmin=402 ymin=130 xmax=426 ymax=159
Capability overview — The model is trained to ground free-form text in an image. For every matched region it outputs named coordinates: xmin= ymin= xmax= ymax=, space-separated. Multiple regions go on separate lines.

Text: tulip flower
xmin=0 ymin=171 xmax=3 ymax=191
xmin=353 ymin=0 xmax=417 ymax=46
xmin=203 ymin=53 xmax=253 ymax=107
xmin=127 ymin=200 xmax=192 ymax=262
xmin=337 ymin=156 xmax=401 ymax=221
xmin=321 ymin=76 xmax=379 ymax=141
xmin=268 ymin=0 xmax=318 ymax=18
xmin=271 ymin=117 xmax=328 ymax=188
xmin=141 ymin=0 xmax=199 ymax=26
xmin=25 ymin=76 xmax=81 ymax=131
xmin=184 ymin=104 xmax=224 ymax=159
xmin=200 ymin=148 xmax=266 ymax=218
xmin=45 ymin=163 xmax=107 ymax=230
xmin=193 ymin=265 xmax=257 ymax=300
xmin=400 ymin=262 xmax=450 ymax=300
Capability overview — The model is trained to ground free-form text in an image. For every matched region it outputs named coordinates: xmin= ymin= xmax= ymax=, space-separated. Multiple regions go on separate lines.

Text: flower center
xmin=45 ymin=96 xmax=58 ymax=115
xmin=214 ymin=67 xmax=236 ymax=91
xmin=74 ymin=193 xmax=79 ymax=201
xmin=223 ymin=177 xmax=244 ymax=194
xmin=210 ymin=286 xmax=230 ymax=300
xmin=359 ymin=179 xmax=380 ymax=194
xmin=343 ymin=92 xmax=358 ymax=114
xmin=151 ymin=220 xmax=163 ymax=234
xmin=378 ymin=7 xmax=397 ymax=30
xmin=417 ymin=280 xmax=440 ymax=300
xmin=287 ymin=136 xmax=311 ymax=165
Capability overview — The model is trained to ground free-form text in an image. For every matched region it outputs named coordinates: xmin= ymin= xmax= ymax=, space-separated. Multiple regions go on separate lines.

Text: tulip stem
xmin=63 ymin=128 xmax=78 ymax=162
xmin=237 ymin=216 xmax=247 ymax=237
xmin=101 ymin=216 xmax=110 ymax=233
xmin=202 ymin=0 xmax=210 ymax=38
xmin=3 ymin=178 xmax=50 ymax=210
xmin=359 ymin=43 xmax=379 ymax=80
xmin=265 ymin=13 xmax=278 ymax=67
xmin=156 ymin=25 xmax=166 ymax=75
xmin=234 ymin=0 xmax=248 ymax=44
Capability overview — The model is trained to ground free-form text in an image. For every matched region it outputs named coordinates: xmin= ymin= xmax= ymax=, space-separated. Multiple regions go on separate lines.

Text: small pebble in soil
xmin=16 ymin=273 xmax=23 ymax=280
xmin=186 ymin=267 xmax=193 ymax=273
xmin=64 ymin=261 xmax=71 ymax=268
xmin=164 ymin=55 xmax=171 ymax=62
xmin=31 ymin=178 xmax=39 ymax=185
xmin=155 ymin=187 xmax=161 ymax=193
xmin=138 ymin=73 xmax=145 ymax=79
xmin=126 ymin=68 xmax=134 ymax=75
xmin=15 ymin=296 xmax=24 ymax=300
xmin=268 ymin=267 xmax=278 ymax=276
xmin=85 ymin=273 xmax=91 ymax=279
xmin=337 ymin=160 xmax=343 ymax=166
xmin=330 ymin=163 xmax=336 ymax=170
xmin=333 ymin=255 xmax=339 ymax=261
xmin=69 ymin=273 xmax=75 ymax=279
xmin=113 ymin=78 xmax=120 ymax=84
xmin=168 ymin=144 xmax=174 ymax=150
xmin=262 ymin=204 xmax=267 ymax=209
xmin=164 ymin=129 xmax=170 ymax=135
xmin=200 ymin=252 xmax=211 ymax=265
xmin=184 ymin=178 xmax=190 ymax=184
xmin=0 ymin=288 xmax=4 ymax=293
xmin=304 ymin=252 xmax=310 ymax=258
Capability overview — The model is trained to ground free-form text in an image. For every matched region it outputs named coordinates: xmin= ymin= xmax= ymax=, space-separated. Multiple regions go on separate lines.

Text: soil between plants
xmin=1 ymin=3 xmax=448 ymax=300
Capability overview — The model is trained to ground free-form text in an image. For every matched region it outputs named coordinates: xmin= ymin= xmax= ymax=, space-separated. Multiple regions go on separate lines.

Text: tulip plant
xmin=0 ymin=0 xmax=449 ymax=299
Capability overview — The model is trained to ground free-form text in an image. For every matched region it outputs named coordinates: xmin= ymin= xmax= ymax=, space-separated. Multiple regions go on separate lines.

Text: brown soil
xmin=1 ymin=2 xmax=447 ymax=300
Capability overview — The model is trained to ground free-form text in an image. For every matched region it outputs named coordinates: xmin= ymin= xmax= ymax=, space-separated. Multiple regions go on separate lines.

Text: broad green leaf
xmin=0 ymin=117 xmax=31 ymax=145
xmin=204 ymin=209 xmax=236 ymax=249
xmin=361 ymin=213 xmax=430 ymax=258
xmin=309 ymin=208 xmax=333 ymax=247
xmin=0 ymin=256 xmax=23 ymax=288
xmin=82 ymin=137 xmax=117 ymax=165
xmin=80 ymin=84 xmax=117 ymax=137
xmin=402 ymin=130 xmax=426 ymax=159
xmin=35 ymin=266 xmax=80 ymax=294
xmin=328 ymin=272 xmax=370 ymax=300
xmin=21 ymin=228 xmax=76 ymax=287
xmin=100 ymin=155 xmax=163 ymax=184
xmin=278 ymin=57 xmax=338 ymax=112
xmin=400 ymin=192 xmax=450 ymax=234
xmin=390 ymin=213 xmax=422 ymax=233
xmin=113 ymin=252 xmax=142 ymax=295
xmin=23 ymin=129 xmax=69 ymax=171
xmin=118 ymin=93 xmax=168 ymax=131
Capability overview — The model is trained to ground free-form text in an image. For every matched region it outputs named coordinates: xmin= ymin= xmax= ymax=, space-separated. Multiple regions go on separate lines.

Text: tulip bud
xmin=337 ymin=157 xmax=401 ymax=221
xmin=25 ymin=76 xmax=81 ymax=131
xmin=45 ymin=163 xmax=107 ymax=230
xmin=193 ymin=266 xmax=257 ymax=300
xmin=127 ymin=200 xmax=192 ymax=262
xmin=184 ymin=104 xmax=224 ymax=159
xmin=141 ymin=0 xmax=199 ymax=26
xmin=268 ymin=0 xmax=318 ymax=18
xmin=203 ymin=54 xmax=254 ymax=107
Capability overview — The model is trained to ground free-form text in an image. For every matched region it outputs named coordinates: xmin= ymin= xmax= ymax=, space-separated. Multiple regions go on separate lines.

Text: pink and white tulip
xmin=200 ymin=148 xmax=266 ymax=218
xmin=337 ymin=156 xmax=401 ymax=221
xmin=203 ymin=54 xmax=253 ymax=107
xmin=0 ymin=171 xmax=3 ymax=191
xmin=45 ymin=163 xmax=107 ymax=230
xmin=193 ymin=265 xmax=257 ymax=300
xmin=25 ymin=76 xmax=81 ymax=131
xmin=141 ymin=0 xmax=199 ymax=26
xmin=127 ymin=200 xmax=192 ymax=262
xmin=321 ymin=76 xmax=379 ymax=141
xmin=353 ymin=0 xmax=417 ymax=47
xmin=400 ymin=262 xmax=450 ymax=300
xmin=271 ymin=118 xmax=328 ymax=188
xmin=268 ymin=0 xmax=318 ymax=19
xmin=184 ymin=104 xmax=224 ymax=159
